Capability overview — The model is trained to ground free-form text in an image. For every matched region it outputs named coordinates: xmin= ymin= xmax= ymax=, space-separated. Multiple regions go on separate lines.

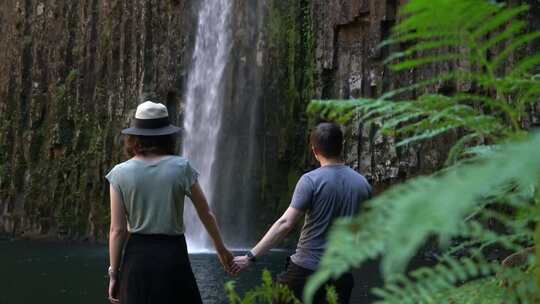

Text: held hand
xmin=232 ymin=255 xmax=252 ymax=276
xmin=217 ymin=248 xmax=240 ymax=276
xmin=108 ymin=277 xmax=119 ymax=304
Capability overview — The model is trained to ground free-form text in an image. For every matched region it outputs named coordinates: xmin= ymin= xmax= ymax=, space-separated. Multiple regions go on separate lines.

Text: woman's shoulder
xmin=166 ymin=156 xmax=195 ymax=169
xmin=108 ymin=156 xmax=194 ymax=173
xmin=167 ymin=156 xmax=199 ymax=179
xmin=105 ymin=160 xmax=133 ymax=184
xmin=169 ymin=155 xmax=188 ymax=162
xmin=107 ymin=159 xmax=137 ymax=174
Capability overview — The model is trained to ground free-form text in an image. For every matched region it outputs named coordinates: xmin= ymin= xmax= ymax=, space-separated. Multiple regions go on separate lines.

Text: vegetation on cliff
xmin=227 ymin=0 xmax=539 ymax=303
xmin=256 ymin=0 xmax=315 ymax=239
xmin=0 ymin=1 xmax=196 ymax=239
xmin=307 ymin=0 xmax=540 ymax=303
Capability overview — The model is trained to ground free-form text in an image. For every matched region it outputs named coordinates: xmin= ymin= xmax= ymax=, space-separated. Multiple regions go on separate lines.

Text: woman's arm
xmin=108 ymin=185 xmax=128 ymax=302
xmin=189 ymin=182 xmax=235 ymax=273
xmin=109 ymin=185 xmax=128 ymax=271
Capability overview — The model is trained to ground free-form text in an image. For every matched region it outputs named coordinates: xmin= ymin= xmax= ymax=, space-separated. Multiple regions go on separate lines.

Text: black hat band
xmin=133 ymin=117 xmax=170 ymax=129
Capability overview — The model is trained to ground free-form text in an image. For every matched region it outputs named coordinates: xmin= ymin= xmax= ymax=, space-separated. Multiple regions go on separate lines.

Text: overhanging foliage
xmin=305 ymin=0 xmax=540 ymax=303
xmin=304 ymin=132 xmax=540 ymax=302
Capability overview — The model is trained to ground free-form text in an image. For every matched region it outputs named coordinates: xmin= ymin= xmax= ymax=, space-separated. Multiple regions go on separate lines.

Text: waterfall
xmin=183 ymin=0 xmax=262 ymax=252
xmin=181 ymin=0 xmax=233 ymax=252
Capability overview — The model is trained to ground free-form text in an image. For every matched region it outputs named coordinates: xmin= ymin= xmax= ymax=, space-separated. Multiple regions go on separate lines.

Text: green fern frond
xmin=310 ymin=94 xmax=506 ymax=147
xmin=380 ymin=0 xmax=540 ymax=133
xmin=512 ymin=55 xmax=540 ymax=76
xmin=444 ymin=133 xmax=483 ymax=166
xmin=304 ymin=133 xmax=540 ymax=303
xmin=461 ymin=144 xmax=499 ymax=158
xmin=303 ymin=1 xmax=540 ymax=303
xmin=325 ymin=286 xmax=338 ymax=304
xmin=390 ymin=54 xmax=462 ymax=71
xmin=395 ymin=126 xmax=455 ymax=147
xmin=371 ymin=257 xmax=501 ymax=304
xmin=372 ymin=255 xmax=538 ymax=304
xmin=225 ymin=270 xmax=301 ymax=304
xmin=309 ymin=0 xmax=540 ymax=152
xmin=479 ymin=20 xmax=527 ymax=54
xmin=458 ymin=221 xmax=533 ymax=255
xmin=491 ymin=31 xmax=540 ymax=72
xmin=471 ymin=5 xmax=528 ymax=39
xmin=389 ymin=1 xmax=538 ymax=76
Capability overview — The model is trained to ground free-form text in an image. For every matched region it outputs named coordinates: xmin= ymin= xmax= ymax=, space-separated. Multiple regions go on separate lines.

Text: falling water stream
xmin=182 ymin=0 xmax=233 ymax=251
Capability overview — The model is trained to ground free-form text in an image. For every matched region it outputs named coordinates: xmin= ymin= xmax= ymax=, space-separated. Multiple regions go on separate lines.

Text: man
xmin=233 ymin=122 xmax=372 ymax=303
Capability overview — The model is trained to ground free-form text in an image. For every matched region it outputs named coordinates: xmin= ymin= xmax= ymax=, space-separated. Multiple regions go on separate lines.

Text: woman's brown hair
xmin=124 ymin=134 xmax=176 ymax=158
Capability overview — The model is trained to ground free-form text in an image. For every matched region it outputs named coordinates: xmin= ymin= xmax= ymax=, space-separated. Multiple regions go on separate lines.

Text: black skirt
xmin=118 ymin=233 xmax=202 ymax=304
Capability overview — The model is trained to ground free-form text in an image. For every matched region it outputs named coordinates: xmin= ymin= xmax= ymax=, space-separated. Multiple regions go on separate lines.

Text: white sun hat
xmin=121 ymin=101 xmax=181 ymax=136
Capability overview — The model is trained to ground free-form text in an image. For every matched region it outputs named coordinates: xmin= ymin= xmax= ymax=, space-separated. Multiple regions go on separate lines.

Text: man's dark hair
xmin=310 ymin=122 xmax=343 ymax=159
xmin=124 ymin=134 xmax=176 ymax=158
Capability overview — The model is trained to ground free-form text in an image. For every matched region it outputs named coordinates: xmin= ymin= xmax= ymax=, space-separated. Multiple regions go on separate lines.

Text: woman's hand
xmin=189 ymin=183 xmax=241 ymax=275
xmin=108 ymin=277 xmax=119 ymax=303
xmin=217 ymin=248 xmax=239 ymax=276
xmin=232 ymin=255 xmax=252 ymax=275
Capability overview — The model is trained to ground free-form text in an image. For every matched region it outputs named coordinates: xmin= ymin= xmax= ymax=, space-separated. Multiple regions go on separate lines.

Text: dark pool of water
xmin=0 ymin=238 xmax=381 ymax=304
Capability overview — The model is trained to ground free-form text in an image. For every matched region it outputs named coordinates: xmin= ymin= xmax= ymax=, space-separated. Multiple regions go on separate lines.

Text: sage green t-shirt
xmin=105 ymin=155 xmax=198 ymax=235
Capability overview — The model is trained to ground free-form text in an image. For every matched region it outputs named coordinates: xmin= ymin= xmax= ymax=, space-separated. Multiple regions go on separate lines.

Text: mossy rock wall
xmin=1 ymin=0 xmax=539 ymax=241
xmin=0 ymin=0 xmax=197 ymax=240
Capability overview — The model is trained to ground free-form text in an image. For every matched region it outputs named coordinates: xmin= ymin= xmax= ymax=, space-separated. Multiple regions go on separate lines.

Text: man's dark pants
xmin=276 ymin=258 xmax=354 ymax=304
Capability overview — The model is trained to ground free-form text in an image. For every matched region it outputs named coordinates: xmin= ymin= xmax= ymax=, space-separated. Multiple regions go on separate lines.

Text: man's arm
xmin=233 ymin=207 xmax=304 ymax=273
xmin=251 ymin=207 xmax=304 ymax=257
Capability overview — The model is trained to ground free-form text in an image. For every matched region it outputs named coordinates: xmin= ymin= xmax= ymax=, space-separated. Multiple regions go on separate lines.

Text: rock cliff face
xmin=0 ymin=0 xmax=197 ymax=239
xmin=0 ymin=0 xmax=539 ymax=240
xmin=310 ymin=0 xmax=540 ymax=189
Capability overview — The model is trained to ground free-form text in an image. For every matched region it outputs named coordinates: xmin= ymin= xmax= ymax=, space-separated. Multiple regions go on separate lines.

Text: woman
xmin=105 ymin=101 xmax=236 ymax=304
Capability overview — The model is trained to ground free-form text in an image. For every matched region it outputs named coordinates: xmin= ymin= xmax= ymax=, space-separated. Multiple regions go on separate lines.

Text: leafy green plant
xmin=304 ymin=0 xmax=540 ymax=303
xmin=225 ymin=269 xmax=339 ymax=304
xmin=225 ymin=270 xmax=302 ymax=304
xmin=308 ymin=0 xmax=540 ymax=158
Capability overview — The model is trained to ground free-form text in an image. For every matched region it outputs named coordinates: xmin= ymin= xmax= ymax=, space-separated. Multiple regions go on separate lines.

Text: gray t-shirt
xmin=105 ymin=155 xmax=199 ymax=235
xmin=290 ymin=164 xmax=372 ymax=270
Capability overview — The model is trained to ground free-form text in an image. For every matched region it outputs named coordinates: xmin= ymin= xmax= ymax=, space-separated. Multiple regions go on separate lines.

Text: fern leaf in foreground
xmin=371 ymin=256 xmax=499 ymax=304
xmin=304 ymin=133 xmax=540 ymax=303
xmin=372 ymin=256 xmax=539 ymax=304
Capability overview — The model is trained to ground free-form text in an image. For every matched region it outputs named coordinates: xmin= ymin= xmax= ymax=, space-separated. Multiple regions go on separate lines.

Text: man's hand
xmin=108 ymin=277 xmax=119 ymax=304
xmin=218 ymin=248 xmax=240 ymax=276
xmin=232 ymin=255 xmax=252 ymax=276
